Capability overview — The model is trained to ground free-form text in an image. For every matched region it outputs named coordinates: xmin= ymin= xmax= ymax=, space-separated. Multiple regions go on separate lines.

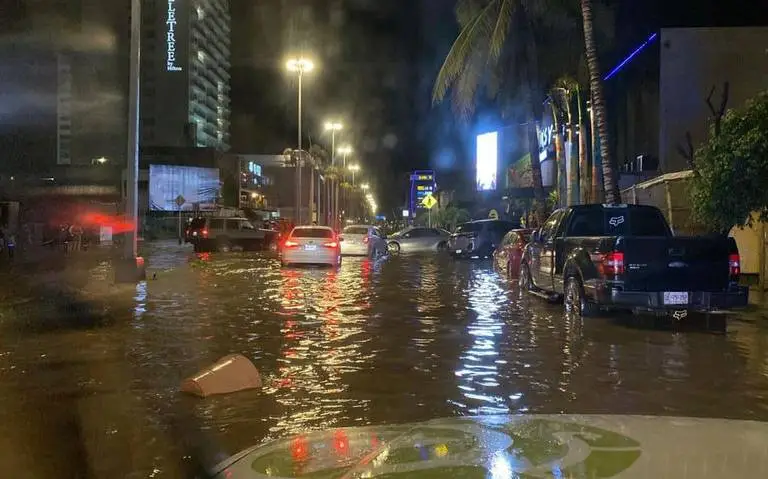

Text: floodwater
xmin=2 ymin=241 xmax=768 ymax=477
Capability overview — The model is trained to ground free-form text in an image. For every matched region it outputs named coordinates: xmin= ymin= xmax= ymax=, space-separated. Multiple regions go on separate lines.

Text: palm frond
xmin=488 ymin=0 xmax=515 ymax=62
xmin=432 ymin=0 xmax=499 ymax=105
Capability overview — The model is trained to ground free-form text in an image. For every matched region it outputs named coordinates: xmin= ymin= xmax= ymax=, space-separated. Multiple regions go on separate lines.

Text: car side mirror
xmin=532 ymin=229 xmax=541 ymax=242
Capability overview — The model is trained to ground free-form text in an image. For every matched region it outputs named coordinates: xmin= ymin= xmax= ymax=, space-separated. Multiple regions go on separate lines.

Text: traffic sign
xmin=175 ymin=195 xmax=186 ymax=207
xmin=421 ymin=193 xmax=437 ymax=209
xmin=488 ymin=209 xmax=499 ymax=220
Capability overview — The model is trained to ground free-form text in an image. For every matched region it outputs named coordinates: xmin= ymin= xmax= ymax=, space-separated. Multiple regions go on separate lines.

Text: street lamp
xmin=325 ymin=121 xmax=343 ymax=228
xmin=348 ymin=163 xmax=360 ymax=185
xmin=337 ymin=145 xmax=352 ymax=168
xmin=287 ymin=57 xmax=314 ymax=223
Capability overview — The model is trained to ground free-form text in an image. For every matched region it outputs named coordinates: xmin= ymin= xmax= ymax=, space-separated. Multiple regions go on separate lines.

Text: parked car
xmin=449 ymin=219 xmax=520 ymax=258
xmin=281 ymin=226 xmax=341 ymax=267
xmin=191 ymin=217 xmax=275 ymax=252
xmin=519 ymin=204 xmax=748 ymax=323
xmin=340 ymin=225 xmax=388 ymax=258
xmin=386 ymin=227 xmax=451 ymax=253
xmin=493 ymin=228 xmax=535 ymax=278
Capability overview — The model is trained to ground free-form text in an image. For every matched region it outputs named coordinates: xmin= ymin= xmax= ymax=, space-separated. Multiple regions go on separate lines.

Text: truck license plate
xmin=304 ymin=245 xmax=317 ymax=251
xmin=663 ymin=292 xmax=689 ymax=305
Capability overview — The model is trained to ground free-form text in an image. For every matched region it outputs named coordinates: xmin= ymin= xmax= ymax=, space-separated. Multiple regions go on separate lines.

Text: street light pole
xmin=297 ymin=69 xmax=302 ymax=223
xmin=325 ymin=121 xmax=343 ymax=229
xmin=124 ymin=0 xmax=141 ymax=261
xmin=287 ymin=58 xmax=314 ymax=224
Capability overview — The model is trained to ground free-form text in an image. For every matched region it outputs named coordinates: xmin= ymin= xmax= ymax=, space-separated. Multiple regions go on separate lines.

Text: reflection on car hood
xmin=209 ymin=415 xmax=768 ymax=478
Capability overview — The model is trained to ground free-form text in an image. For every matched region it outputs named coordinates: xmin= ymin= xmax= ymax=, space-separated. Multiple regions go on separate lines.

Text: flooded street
xmin=3 ymin=241 xmax=768 ymax=477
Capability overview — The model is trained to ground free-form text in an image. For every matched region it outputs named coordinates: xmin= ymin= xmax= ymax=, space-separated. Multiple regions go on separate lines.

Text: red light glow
xmin=333 ymin=429 xmax=350 ymax=456
xmin=290 ymin=435 xmax=310 ymax=462
xmin=79 ymin=212 xmax=135 ymax=234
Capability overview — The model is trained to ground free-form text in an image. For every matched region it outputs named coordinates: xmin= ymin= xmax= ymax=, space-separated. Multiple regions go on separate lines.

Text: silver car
xmin=386 ymin=227 xmax=451 ymax=253
xmin=340 ymin=225 xmax=388 ymax=258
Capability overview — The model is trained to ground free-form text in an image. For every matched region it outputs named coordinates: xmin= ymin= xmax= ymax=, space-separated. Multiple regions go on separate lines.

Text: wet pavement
xmin=2 ymin=240 xmax=768 ymax=477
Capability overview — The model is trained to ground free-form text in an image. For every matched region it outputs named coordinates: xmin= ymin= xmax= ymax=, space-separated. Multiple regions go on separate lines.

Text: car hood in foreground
xmin=210 ymin=414 xmax=768 ymax=478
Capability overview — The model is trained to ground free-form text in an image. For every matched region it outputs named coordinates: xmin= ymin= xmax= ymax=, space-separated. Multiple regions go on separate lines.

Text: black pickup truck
xmin=519 ymin=204 xmax=748 ymax=318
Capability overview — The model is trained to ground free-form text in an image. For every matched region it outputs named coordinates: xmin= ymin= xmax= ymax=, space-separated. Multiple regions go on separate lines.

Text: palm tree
xmin=432 ymin=0 xmax=546 ymax=214
xmin=581 ymin=0 xmax=620 ymax=203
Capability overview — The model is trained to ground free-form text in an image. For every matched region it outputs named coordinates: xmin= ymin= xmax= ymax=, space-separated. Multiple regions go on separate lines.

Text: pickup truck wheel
xmin=565 ymin=276 xmax=598 ymax=317
xmin=519 ymin=263 xmax=533 ymax=291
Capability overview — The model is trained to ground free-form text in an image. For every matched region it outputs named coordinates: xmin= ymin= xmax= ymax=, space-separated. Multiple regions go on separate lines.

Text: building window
xmin=196 ymin=5 xmax=204 ymax=20
xmin=197 ymin=50 xmax=206 ymax=62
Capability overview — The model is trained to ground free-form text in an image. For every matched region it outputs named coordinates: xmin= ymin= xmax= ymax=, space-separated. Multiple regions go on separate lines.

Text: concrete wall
xmin=659 ymin=27 xmax=768 ymax=173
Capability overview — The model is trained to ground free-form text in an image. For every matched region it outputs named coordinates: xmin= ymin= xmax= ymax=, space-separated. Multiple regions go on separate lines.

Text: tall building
xmin=140 ymin=0 xmax=231 ymax=150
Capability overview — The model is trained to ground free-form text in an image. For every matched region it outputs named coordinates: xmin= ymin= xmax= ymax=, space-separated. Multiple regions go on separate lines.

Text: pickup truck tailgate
xmin=619 ymin=236 xmax=731 ymax=292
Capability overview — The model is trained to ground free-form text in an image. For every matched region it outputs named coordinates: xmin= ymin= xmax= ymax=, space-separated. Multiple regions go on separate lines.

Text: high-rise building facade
xmin=140 ymin=0 xmax=231 ymax=150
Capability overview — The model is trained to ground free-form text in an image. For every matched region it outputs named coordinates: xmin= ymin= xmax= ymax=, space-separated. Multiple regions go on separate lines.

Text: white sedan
xmin=280 ymin=226 xmax=341 ymax=267
xmin=340 ymin=225 xmax=387 ymax=257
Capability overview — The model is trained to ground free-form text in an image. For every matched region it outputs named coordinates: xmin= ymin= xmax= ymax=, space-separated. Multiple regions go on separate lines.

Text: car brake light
xmin=284 ymin=240 xmax=299 ymax=248
xmin=323 ymin=241 xmax=339 ymax=248
xmin=729 ymin=253 xmax=741 ymax=279
xmin=598 ymin=251 xmax=625 ymax=276
xmin=363 ymin=236 xmax=369 ymax=244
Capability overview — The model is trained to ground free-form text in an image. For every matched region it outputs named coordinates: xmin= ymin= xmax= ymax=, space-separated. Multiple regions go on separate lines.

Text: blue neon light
xmin=603 ymin=33 xmax=658 ymax=81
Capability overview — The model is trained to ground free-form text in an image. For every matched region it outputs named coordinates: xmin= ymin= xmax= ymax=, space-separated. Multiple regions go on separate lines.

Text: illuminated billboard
xmin=476 ymin=131 xmax=498 ymax=191
xmin=149 ymin=164 xmax=220 ymax=211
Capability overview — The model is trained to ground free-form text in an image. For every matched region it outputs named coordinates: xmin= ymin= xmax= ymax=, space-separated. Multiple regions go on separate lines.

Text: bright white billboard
xmin=476 ymin=131 xmax=498 ymax=191
xmin=149 ymin=164 xmax=220 ymax=211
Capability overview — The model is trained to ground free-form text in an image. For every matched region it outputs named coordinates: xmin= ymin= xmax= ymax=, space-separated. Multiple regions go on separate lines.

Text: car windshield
xmin=291 ymin=228 xmax=333 ymax=238
xmin=343 ymin=226 xmax=368 ymax=235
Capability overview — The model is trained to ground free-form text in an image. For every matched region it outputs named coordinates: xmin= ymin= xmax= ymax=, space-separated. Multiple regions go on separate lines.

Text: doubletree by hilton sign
xmin=166 ymin=0 xmax=182 ymax=71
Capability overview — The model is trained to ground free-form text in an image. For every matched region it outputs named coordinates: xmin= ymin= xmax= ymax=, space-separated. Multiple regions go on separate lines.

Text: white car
xmin=281 ymin=226 xmax=341 ymax=267
xmin=340 ymin=225 xmax=388 ymax=257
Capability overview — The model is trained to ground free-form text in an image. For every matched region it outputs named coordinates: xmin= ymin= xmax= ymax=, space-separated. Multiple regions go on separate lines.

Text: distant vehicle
xmin=190 ymin=217 xmax=276 ymax=252
xmin=386 ymin=227 xmax=450 ymax=253
xmin=281 ymin=226 xmax=341 ymax=267
xmin=493 ymin=228 xmax=535 ymax=278
xmin=340 ymin=225 xmax=388 ymax=258
xmin=520 ymin=204 xmax=748 ymax=324
xmin=449 ymin=219 xmax=520 ymax=258
xmin=185 ymin=217 xmax=207 ymax=244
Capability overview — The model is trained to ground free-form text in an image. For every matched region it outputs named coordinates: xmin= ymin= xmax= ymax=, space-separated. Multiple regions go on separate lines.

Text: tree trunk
xmin=521 ymin=15 xmax=546 ymax=222
xmin=551 ymin=103 xmax=566 ymax=207
xmin=577 ymin=87 xmax=589 ymax=203
xmin=581 ymin=0 xmax=620 ymax=204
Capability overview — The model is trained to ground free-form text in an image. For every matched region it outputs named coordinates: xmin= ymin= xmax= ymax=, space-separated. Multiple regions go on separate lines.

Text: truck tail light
xmin=598 ymin=251 xmax=625 ymax=277
xmin=284 ymin=240 xmax=299 ymax=248
xmin=729 ymin=253 xmax=741 ymax=280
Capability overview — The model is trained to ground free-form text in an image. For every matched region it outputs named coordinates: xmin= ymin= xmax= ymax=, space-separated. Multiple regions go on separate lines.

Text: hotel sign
xmin=166 ymin=0 xmax=182 ymax=71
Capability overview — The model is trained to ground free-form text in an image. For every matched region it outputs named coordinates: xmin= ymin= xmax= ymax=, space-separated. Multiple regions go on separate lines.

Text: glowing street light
xmin=286 ymin=58 xmax=314 ymax=73
xmin=286 ymin=56 xmax=314 ymax=223
xmin=361 ymin=183 xmax=370 ymax=190
xmin=348 ymin=163 xmax=360 ymax=185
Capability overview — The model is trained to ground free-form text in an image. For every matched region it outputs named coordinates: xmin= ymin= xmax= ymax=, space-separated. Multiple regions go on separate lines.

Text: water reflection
xmin=456 ymin=268 xmax=513 ymax=415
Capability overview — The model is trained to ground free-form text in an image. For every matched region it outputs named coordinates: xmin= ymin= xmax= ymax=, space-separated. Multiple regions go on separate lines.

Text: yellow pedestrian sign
xmin=421 ymin=193 xmax=438 ymax=209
